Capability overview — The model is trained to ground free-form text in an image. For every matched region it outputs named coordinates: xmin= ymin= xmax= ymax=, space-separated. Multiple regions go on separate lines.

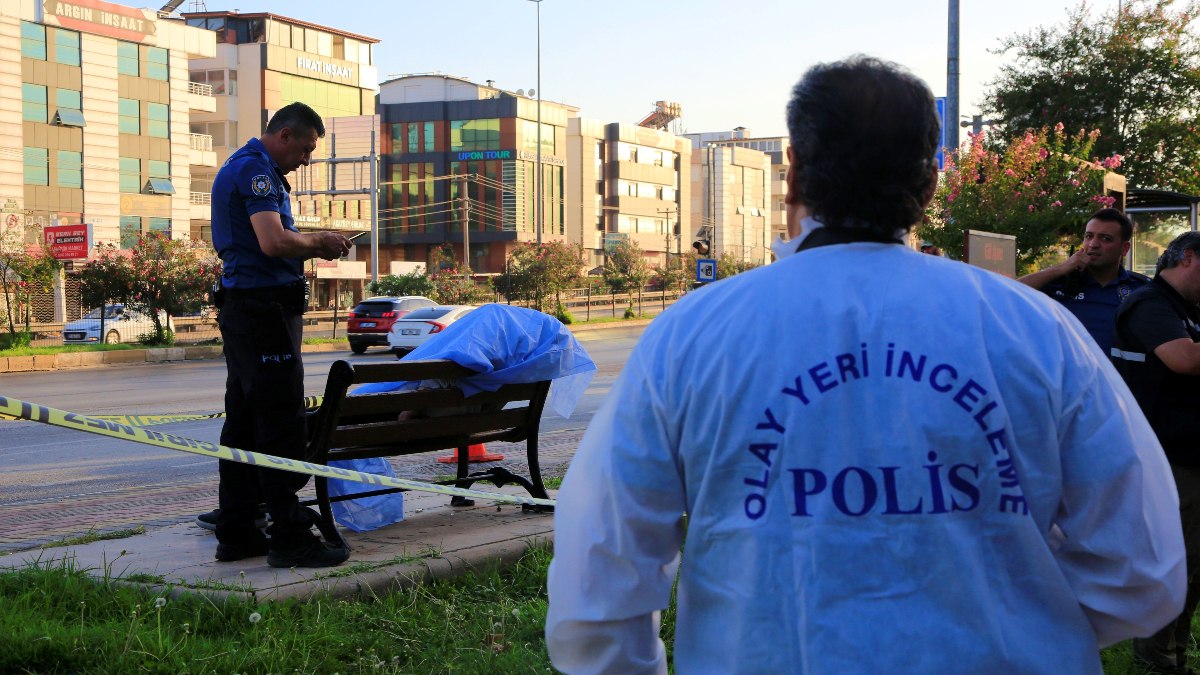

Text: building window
xmin=520 ymin=120 xmax=555 ymax=154
xmin=22 ymin=84 xmax=47 ymax=123
xmin=148 ymin=218 xmax=170 ymax=235
xmin=148 ymin=160 xmax=169 ymax=181
xmin=53 ymin=29 xmax=80 ymax=66
xmin=23 ymin=147 xmax=48 ymax=186
xmin=450 ymin=119 xmax=500 ymax=151
xmin=57 ymin=150 xmax=82 ymax=188
xmin=117 ymin=41 xmax=139 ymax=76
xmin=118 ymin=98 xmax=140 ymax=134
xmin=119 ymin=157 xmax=140 ymax=193
xmin=407 ymin=123 xmax=419 ymax=153
xmin=146 ymin=47 xmax=168 ymax=81
xmin=21 ymin=22 xmax=46 ymax=60
xmin=423 ymin=121 xmax=435 ymax=152
xmin=56 ymin=88 xmax=82 ymax=112
xmin=119 ymin=216 xmax=142 ymax=249
xmin=147 ymin=102 xmax=169 ymax=138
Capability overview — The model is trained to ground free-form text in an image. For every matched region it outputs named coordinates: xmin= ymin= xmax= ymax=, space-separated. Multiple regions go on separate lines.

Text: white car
xmin=387 ymin=305 xmax=476 ymax=357
xmin=62 ymin=304 xmax=174 ymax=345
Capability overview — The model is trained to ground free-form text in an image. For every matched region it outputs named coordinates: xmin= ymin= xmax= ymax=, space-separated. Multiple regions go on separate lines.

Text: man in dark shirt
xmin=1112 ymin=231 xmax=1200 ymax=674
xmin=209 ymin=102 xmax=352 ymax=568
xmin=1019 ymin=208 xmax=1149 ymax=355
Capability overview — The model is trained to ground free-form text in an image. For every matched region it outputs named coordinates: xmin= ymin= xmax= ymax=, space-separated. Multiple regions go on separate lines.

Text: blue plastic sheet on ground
xmin=327 ymin=304 xmax=597 ymax=532
xmin=326 ymin=457 xmax=405 ymax=532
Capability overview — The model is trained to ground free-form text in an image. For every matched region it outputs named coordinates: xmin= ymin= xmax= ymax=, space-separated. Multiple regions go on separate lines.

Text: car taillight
xmin=381 ymin=311 xmax=396 ymax=318
xmin=348 ymin=312 xmax=359 ymax=319
xmin=426 ymin=321 xmax=447 ymax=333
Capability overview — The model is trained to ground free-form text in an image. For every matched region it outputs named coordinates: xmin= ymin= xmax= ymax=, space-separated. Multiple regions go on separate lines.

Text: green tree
xmin=367 ymin=269 xmax=437 ymax=299
xmin=78 ymin=233 xmax=219 ymax=345
xmin=0 ymin=217 xmax=61 ymax=345
xmin=497 ymin=242 xmax=584 ymax=315
xmin=653 ymin=251 xmax=694 ymax=293
xmin=602 ymin=239 xmax=651 ymax=295
xmin=715 ymin=251 xmax=759 ymax=280
xmin=919 ymin=126 xmax=1115 ymax=272
xmin=983 ymin=0 xmax=1200 ymax=193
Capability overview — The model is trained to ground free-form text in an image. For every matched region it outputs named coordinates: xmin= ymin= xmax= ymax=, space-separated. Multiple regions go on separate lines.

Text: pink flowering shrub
xmin=920 ymin=124 xmax=1120 ymax=272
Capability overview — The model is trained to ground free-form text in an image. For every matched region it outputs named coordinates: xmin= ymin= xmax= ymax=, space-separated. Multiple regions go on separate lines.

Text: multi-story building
xmin=181 ymin=9 xmax=380 ymax=304
xmin=686 ymin=128 xmax=787 ymax=245
xmin=375 ymin=74 xmax=576 ymax=275
xmin=691 ymin=143 xmax=772 ymax=267
xmin=0 ymin=0 xmax=216 ymax=320
xmin=567 ymin=118 xmax=690 ymax=270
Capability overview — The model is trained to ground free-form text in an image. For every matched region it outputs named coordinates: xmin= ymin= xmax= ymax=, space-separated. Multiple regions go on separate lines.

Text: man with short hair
xmin=544 ymin=57 xmax=1184 ymax=673
xmin=209 ymin=102 xmax=352 ymax=568
xmin=1112 ymin=231 xmax=1200 ymax=674
xmin=1019 ymin=208 xmax=1149 ymax=355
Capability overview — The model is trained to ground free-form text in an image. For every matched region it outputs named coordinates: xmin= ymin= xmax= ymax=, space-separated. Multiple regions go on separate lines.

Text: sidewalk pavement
xmin=0 ymin=428 xmax=586 ymax=603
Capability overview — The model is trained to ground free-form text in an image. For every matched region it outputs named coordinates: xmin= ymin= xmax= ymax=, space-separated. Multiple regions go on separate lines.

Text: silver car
xmin=62 ymin=304 xmax=173 ymax=345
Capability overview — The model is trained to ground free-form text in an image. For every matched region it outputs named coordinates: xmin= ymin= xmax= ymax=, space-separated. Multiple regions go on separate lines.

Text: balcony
xmin=189 ymin=191 xmax=211 ymax=220
xmin=187 ymin=133 xmax=216 ymax=167
xmin=186 ymin=80 xmax=217 ymax=113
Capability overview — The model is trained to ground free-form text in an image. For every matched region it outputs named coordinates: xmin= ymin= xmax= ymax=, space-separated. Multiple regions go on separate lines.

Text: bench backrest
xmin=305 ymin=359 xmax=551 ymax=463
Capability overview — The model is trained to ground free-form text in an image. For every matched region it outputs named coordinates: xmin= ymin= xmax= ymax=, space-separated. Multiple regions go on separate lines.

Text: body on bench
xmin=302 ymin=358 xmax=552 ymax=549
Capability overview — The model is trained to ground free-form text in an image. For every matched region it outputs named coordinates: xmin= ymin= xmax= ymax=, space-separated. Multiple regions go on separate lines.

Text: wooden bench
xmin=300 ymin=358 xmax=553 ymax=549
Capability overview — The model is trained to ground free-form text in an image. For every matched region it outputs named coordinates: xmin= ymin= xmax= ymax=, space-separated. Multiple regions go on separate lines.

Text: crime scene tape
xmin=0 ymin=396 xmax=326 ymax=427
xmin=0 ymin=394 xmax=555 ymax=508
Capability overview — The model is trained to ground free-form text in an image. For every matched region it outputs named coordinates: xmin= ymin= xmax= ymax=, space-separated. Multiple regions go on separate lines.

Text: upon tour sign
xmin=44 ymin=223 xmax=92 ymax=260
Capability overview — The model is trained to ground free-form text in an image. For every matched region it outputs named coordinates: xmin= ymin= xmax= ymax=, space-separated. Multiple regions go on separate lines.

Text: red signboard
xmin=44 ymin=223 xmax=92 ymax=260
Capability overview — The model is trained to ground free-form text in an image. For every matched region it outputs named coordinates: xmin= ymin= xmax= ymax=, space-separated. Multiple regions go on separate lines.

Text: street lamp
xmin=528 ymin=0 xmax=544 ymax=245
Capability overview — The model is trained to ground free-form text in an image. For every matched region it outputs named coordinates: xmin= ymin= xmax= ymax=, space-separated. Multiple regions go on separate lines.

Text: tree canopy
xmin=982 ymin=0 xmax=1200 ymax=194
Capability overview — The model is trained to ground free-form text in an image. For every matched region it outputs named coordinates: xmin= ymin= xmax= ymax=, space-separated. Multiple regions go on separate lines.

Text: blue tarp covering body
xmin=328 ymin=304 xmax=597 ymax=531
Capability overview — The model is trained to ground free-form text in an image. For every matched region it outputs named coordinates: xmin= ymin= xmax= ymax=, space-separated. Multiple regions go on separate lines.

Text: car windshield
xmin=83 ymin=306 xmax=122 ymax=319
xmin=401 ymin=308 xmax=456 ymax=320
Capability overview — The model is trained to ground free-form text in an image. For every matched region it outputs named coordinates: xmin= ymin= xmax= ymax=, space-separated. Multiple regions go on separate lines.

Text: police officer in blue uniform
xmin=210 ymin=102 xmax=352 ymax=568
xmin=1019 ymin=208 xmax=1149 ymax=356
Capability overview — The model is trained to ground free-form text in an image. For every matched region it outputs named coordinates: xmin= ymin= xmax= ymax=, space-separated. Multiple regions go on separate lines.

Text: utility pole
xmin=946 ymin=0 xmax=960 ymax=154
xmin=460 ymin=175 xmax=470 ymax=277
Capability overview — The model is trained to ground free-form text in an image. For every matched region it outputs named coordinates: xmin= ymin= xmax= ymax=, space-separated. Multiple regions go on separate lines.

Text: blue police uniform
xmin=210 ymin=138 xmax=315 ymax=560
xmin=1041 ymin=267 xmax=1149 ymax=355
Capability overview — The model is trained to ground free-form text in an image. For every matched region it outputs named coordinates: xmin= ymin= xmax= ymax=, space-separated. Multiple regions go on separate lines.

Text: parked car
xmin=346 ymin=296 xmax=437 ymax=354
xmin=387 ymin=305 xmax=477 ymax=358
xmin=62 ymin=304 xmax=174 ymax=345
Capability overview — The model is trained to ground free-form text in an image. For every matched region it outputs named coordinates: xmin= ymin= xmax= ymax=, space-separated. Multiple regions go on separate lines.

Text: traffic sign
xmin=935 ymin=97 xmax=946 ymax=170
xmin=696 ymin=258 xmax=717 ymax=283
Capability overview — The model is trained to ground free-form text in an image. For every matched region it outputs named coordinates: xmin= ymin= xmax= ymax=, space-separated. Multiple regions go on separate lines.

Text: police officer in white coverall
xmin=544 ymin=56 xmax=1185 ymax=674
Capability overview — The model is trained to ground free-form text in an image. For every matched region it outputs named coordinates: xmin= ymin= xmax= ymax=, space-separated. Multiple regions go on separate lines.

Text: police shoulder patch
xmin=251 ymin=174 xmax=272 ymax=196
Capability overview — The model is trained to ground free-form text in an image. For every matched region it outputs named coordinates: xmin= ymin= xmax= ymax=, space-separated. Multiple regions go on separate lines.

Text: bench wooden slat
xmin=301 ymin=358 xmax=553 ymax=549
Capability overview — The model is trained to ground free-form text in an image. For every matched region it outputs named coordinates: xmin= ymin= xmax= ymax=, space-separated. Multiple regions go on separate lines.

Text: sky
xmin=180 ymin=0 xmax=1123 ymax=138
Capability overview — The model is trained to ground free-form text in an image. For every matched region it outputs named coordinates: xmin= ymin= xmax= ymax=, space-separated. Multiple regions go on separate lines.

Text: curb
xmin=0 ymin=317 xmax=654 ymax=375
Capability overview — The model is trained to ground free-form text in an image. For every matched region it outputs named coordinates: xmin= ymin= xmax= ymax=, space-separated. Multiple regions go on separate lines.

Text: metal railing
xmin=189 ymin=191 xmax=211 ymax=205
xmin=188 ymin=133 xmax=213 ymax=152
xmin=187 ymin=81 xmax=213 ymax=97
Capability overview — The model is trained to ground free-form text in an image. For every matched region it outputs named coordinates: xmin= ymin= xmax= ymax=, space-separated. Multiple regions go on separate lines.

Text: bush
xmin=623 ymin=307 xmax=637 ymax=320
xmin=0 ymin=331 xmax=32 ymax=350
xmin=554 ymin=303 xmax=574 ymax=325
xmin=137 ymin=328 xmax=174 ymax=347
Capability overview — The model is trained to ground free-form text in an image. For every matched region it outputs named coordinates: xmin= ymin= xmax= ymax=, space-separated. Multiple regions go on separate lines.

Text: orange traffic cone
xmin=437 ymin=443 xmax=504 ymax=463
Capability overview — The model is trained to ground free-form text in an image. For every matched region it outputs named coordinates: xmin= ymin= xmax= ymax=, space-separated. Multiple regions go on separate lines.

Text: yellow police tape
xmin=0 ymin=394 xmax=556 ymax=508
xmin=41 ymin=396 xmax=328 ymax=428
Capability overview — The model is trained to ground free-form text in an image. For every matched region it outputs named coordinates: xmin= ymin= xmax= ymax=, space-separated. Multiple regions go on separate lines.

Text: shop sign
xmin=44 ymin=223 xmax=92 ymax=260
xmin=454 ymin=150 xmax=513 ymax=161
xmin=517 ymin=150 xmax=566 ymax=166
xmin=119 ymin=194 xmax=171 ymax=218
xmin=296 ymin=56 xmax=353 ymax=80
xmin=43 ymin=0 xmax=156 ymax=43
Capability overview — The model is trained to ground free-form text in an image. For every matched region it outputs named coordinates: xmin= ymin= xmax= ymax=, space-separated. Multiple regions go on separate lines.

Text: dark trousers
xmin=1135 ymin=464 xmax=1200 ymax=669
xmin=215 ymin=292 xmax=311 ymax=546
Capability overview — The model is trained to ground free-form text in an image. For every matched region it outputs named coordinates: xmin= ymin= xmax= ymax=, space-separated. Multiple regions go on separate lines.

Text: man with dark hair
xmin=545 ymin=56 xmax=1183 ymax=673
xmin=1112 ymin=231 xmax=1200 ymax=674
xmin=1019 ymin=208 xmax=1149 ymax=355
xmin=209 ymin=102 xmax=352 ymax=568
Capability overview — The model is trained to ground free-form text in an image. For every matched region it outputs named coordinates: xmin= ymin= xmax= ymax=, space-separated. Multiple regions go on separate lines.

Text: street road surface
xmin=0 ymin=326 xmax=643 ymax=511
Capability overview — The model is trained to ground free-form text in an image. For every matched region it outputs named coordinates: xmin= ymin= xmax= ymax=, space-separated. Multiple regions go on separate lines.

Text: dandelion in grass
xmin=249 ymin=612 xmax=262 ymax=624
xmin=154 ymin=597 xmax=167 ymax=609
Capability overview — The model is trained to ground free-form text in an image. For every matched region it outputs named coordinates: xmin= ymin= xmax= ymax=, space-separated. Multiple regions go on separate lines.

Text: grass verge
xmin=0 ymin=546 xmax=559 ymax=673
xmin=43 ymin=527 xmax=147 ymax=549
xmin=0 ymin=543 xmax=1163 ymax=673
